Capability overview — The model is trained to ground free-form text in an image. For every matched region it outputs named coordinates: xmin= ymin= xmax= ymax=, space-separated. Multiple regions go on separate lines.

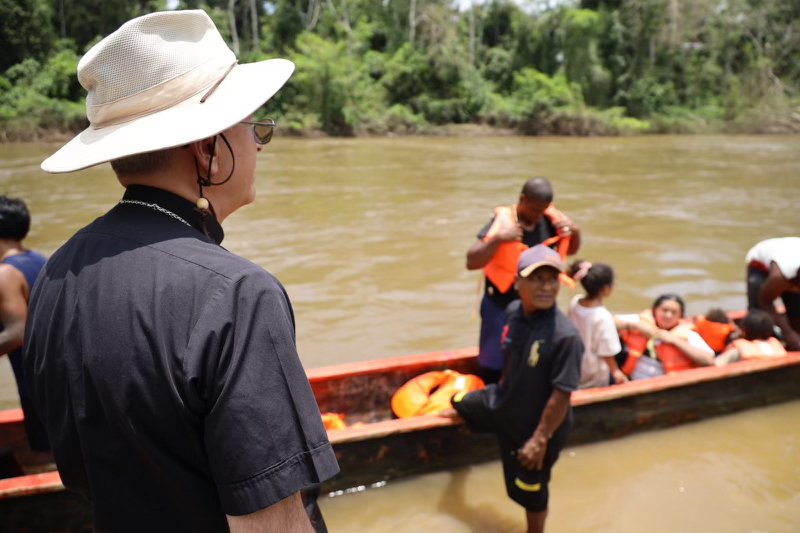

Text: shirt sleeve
xmin=595 ymin=311 xmax=622 ymax=358
xmin=185 ymin=268 xmax=339 ymax=516
xmin=550 ymin=330 xmax=584 ymax=393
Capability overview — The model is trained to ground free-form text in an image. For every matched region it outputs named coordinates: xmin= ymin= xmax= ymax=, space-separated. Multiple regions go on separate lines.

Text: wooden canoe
xmin=2 ymin=346 xmax=800 ymax=528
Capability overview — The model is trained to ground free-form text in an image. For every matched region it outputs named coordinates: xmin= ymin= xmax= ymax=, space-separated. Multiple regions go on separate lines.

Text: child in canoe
xmin=715 ymin=310 xmax=787 ymax=366
xmin=566 ymin=260 xmax=626 ymax=388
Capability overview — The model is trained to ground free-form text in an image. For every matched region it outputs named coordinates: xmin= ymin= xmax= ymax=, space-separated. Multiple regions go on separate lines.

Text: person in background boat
xmin=715 ymin=310 xmax=787 ymax=366
xmin=695 ymin=308 xmax=738 ymax=355
xmin=566 ymin=260 xmax=626 ymax=388
xmin=745 ymin=237 xmax=800 ymax=351
xmin=466 ymin=177 xmax=581 ymax=384
xmin=452 ymin=245 xmax=583 ymax=533
xmin=617 ymin=294 xmax=714 ymax=380
xmin=0 ymin=197 xmax=49 ymax=452
xmin=23 ymin=11 xmax=337 ymax=533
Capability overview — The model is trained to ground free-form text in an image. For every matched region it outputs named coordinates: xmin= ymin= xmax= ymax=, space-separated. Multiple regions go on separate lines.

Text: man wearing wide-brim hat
xmin=23 ymin=10 xmax=338 ymax=532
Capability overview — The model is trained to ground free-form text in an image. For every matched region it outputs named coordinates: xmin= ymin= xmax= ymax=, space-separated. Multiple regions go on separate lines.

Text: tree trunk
xmin=469 ymin=2 xmax=475 ymax=67
xmin=249 ymin=0 xmax=259 ymax=52
xmin=228 ymin=0 xmax=239 ymax=56
xmin=306 ymin=0 xmax=321 ymax=31
xmin=408 ymin=0 xmax=416 ymax=45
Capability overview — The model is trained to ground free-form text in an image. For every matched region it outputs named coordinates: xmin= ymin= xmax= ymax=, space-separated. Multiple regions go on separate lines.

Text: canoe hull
xmin=2 ymin=349 xmax=799 ymax=528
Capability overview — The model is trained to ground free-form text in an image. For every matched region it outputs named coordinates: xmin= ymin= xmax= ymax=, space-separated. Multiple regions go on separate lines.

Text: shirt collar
xmin=122 ymin=185 xmax=225 ymax=245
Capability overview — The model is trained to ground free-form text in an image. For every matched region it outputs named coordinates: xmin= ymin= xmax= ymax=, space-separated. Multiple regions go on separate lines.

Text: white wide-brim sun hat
xmin=42 ymin=9 xmax=294 ymax=173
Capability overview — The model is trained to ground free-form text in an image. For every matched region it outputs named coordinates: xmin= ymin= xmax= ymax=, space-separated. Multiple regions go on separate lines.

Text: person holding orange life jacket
xmin=617 ymin=293 xmax=714 ymax=380
xmin=715 ymin=310 xmax=787 ymax=366
xmin=466 ymin=178 xmax=581 ymax=383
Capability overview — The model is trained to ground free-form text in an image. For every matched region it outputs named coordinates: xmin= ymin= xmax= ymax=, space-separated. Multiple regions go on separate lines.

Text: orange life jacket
xmin=621 ymin=320 xmax=698 ymax=375
xmin=391 ymin=370 xmax=485 ymax=418
xmin=482 ymin=204 xmax=571 ymax=294
xmin=694 ymin=317 xmax=736 ymax=354
xmin=731 ymin=338 xmax=786 ymax=359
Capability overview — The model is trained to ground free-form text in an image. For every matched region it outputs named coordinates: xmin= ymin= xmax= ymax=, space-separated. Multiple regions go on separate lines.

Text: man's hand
xmin=553 ymin=217 xmax=575 ymax=237
xmin=518 ymin=433 xmax=548 ymax=471
xmin=494 ymin=223 xmax=523 ymax=243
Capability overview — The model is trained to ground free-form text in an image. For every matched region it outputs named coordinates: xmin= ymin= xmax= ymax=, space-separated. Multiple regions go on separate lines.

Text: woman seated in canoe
xmin=616 ymin=293 xmax=715 ymax=380
xmin=715 ymin=310 xmax=787 ymax=366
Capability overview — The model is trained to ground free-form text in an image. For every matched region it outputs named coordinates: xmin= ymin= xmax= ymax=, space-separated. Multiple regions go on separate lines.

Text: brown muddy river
xmin=1 ymin=134 xmax=798 ymax=531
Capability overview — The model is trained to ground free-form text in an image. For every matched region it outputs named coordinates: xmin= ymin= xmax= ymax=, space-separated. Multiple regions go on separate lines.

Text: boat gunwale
xmin=327 ymin=351 xmax=800 ymax=443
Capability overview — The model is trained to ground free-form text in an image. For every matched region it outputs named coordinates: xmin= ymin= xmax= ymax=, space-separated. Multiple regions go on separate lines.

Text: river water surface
xmin=0 ymin=135 xmax=798 ymax=531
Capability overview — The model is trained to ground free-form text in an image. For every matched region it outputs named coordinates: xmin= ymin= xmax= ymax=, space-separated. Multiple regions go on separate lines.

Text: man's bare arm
xmin=0 ymin=265 xmax=29 ymax=355
xmin=517 ymin=388 xmax=571 ymax=471
xmin=227 ymin=491 xmax=313 ymax=533
xmin=466 ymin=224 xmax=523 ymax=270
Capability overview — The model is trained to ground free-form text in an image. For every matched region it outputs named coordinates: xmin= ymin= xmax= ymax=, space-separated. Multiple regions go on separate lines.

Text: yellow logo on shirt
xmin=528 ymin=341 xmax=541 ymax=367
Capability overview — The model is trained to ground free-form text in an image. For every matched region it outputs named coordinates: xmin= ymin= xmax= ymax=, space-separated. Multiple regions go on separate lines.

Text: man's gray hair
xmin=110 ymin=149 xmax=172 ymax=176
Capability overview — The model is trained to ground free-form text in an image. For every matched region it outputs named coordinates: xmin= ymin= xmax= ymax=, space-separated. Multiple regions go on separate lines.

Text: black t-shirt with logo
xmin=488 ymin=301 xmax=583 ymax=446
xmin=477 ymin=215 xmax=558 ymax=308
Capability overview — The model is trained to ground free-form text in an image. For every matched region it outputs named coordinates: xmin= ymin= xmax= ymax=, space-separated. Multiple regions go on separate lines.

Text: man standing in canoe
xmin=0 ymin=196 xmax=49 ymax=453
xmin=745 ymin=236 xmax=800 ymax=351
xmin=23 ymin=10 xmax=337 ymax=532
xmin=466 ymin=178 xmax=581 ymax=383
xmin=453 ymin=245 xmax=583 ymax=533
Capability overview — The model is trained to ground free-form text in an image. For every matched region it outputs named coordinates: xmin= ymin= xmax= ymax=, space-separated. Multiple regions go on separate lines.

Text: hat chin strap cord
xmin=194 ymin=133 xmax=235 ymax=240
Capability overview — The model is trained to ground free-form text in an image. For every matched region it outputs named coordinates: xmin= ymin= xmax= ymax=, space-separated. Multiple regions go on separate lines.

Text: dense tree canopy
xmin=1 ymin=0 xmax=798 ymax=139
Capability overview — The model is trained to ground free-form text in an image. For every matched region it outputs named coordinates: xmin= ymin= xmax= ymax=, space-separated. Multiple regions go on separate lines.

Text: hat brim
xmin=519 ymin=260 xmax=564 ymax=278
xmin=41 ymin=58 xmax=295 ymax=173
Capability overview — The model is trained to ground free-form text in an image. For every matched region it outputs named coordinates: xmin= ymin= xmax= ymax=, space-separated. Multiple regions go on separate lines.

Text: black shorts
xmin=747 ymin=265 xmax=800 ymax=318
xmin=453 ymin=389 xmax=568 ymax=512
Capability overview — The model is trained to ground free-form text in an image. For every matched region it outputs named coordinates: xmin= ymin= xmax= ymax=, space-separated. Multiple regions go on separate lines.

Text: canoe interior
xmin=308 ymin=347 xmax=480 ymax=424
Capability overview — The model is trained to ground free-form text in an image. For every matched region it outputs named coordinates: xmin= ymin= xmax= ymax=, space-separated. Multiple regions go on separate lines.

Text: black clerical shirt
xmin=23 ymin=185 xmax=338 ymax=532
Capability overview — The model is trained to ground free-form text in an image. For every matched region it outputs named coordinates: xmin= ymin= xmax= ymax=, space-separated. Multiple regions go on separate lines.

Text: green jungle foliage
xmin=1 ymin=0 xmax=799 ymax=139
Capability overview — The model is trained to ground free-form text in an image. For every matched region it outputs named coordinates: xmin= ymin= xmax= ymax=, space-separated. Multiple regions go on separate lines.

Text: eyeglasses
xmin=240 ymin=119 xmax=276 ymax=145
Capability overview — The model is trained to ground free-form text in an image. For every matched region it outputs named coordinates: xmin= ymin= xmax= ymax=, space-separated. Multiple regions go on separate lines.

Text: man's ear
xmin=190 ymin=136 xmax=219 ymax=180
xmin=513 ymin=278 xmax=520 ymax=292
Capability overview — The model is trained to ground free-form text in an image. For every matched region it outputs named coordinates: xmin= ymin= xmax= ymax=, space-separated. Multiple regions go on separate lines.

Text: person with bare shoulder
xmin=23 ymin=10 xmax=337 ymax=532
xmin=0 ymin=196 xmax=49 ymax=452
xmin=745 ymin=237 xmax=800 ymax=351
xmin=465 ymin=178 xmax=581 ymax=384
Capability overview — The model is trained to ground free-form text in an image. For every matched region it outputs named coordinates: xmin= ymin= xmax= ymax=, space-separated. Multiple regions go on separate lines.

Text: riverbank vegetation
xmin=2 ymin=0 xmax=799 ymax=140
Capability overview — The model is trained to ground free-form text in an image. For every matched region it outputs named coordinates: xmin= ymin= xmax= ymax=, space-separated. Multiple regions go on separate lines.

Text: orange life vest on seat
xmin=621 ymin=320 xmax=698 ymax=375
xmin=731 ymin=338 xmax=786 ymax=359
xmin=482 ymin=204 xmax=571 ymax=294
xmin=694 ymin=317 xmax=736 ymax=354
xmin=391 ymin=370 xmax=485 ymax=418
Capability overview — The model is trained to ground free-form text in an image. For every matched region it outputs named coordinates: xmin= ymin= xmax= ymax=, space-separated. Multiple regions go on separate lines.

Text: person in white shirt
xmin=567 ymin=260 xmax=626 ymax=388
xmin=745 ymin=237 xmax=800 ymax=351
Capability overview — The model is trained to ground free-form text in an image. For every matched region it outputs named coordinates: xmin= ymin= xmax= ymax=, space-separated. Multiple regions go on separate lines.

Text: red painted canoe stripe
xmin=0 ymin=471 xmax=63 ymax=499
xmin=0 ymin=408 xmax=24 ymax=425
